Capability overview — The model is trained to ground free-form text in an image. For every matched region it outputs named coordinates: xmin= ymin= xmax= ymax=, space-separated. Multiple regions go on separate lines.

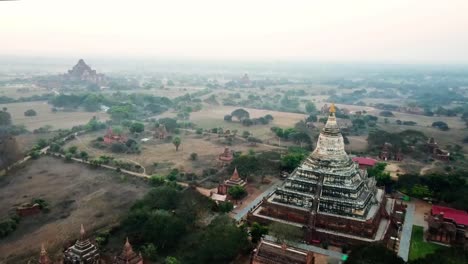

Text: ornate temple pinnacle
xmin=329 ymin=103 xmax=336 ymax=114
xmin=40 ymin=243 xmax=47 ymax=255
xmin=80 ymin=224 xmax=85 ymax=240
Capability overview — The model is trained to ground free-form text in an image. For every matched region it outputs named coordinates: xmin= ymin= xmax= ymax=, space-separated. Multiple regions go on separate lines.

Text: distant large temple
xmin=249 ymin=104 xmax=397 ymax=246
xmin=63 ymin=59 xmax=107 ymax=86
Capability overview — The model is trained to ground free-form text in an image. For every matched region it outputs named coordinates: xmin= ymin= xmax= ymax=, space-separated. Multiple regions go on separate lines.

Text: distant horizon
xmin=2 ymin=0 xmax=468 ymax=64
xmin=2 ymin=54 xmax=468 ymax=67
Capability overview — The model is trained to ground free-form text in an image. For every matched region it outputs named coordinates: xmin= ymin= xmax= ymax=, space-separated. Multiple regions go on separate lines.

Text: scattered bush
xmin=24 ymin=109 xmax=37 ymax=116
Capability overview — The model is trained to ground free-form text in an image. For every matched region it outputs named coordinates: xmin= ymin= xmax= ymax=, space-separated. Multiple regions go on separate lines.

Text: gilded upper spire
xmin=329 ymin=103 xmax=336 ymax=114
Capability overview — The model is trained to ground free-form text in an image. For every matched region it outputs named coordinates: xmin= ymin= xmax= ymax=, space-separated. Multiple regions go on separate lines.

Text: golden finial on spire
xmin=329 ymin=103 xmax=336 ymax=114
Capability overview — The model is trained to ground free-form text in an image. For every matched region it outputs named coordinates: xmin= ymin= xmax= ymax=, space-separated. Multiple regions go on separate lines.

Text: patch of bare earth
xmin=0 ymin=156 xmax=149 ymax=263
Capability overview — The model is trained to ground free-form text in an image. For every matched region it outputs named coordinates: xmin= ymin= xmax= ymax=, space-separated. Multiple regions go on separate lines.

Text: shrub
xmin=190 ymin=152 xmax=198 ymax=161
xmin=24 ymin=109 xmax=37 ymax=116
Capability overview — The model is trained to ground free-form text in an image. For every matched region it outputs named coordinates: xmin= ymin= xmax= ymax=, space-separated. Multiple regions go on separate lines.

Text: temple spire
xmin=329 ymin=103 xmax=336 ymax=114
xmin=80 ymin=224 xmax=86 ymax=240
xmin=231 ymin=167 xmax=240 ymax=181
xmin=39 ymin=243 xmax=51 ymax=264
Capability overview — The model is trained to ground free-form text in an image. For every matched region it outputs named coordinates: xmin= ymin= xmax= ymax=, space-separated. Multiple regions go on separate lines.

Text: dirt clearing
xmin=0 ymin=156 xmax=149 ymax=263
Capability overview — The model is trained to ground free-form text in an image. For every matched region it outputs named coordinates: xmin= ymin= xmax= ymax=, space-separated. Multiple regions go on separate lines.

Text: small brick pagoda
xmin=218 ymin=167 xmax=246 ymax=195
xmin=104 ymin=128 xmax=127 ymax=144
xmin=248 ymin=104 xmax=395 ymax=246
xmin=427 ymin=137 xmax=450 ymax=161
xmin=63 ymin=225 xmax=100 ymax=264
xmin=153 ymin=124 xmax=168 ymax=140
xmin=37 ymin=244 xmax=52 ymax=264
xmin=218 ymin=147 xmax=234 ymax=167
xmin=113 ymin=238 xmax=144 ymax=264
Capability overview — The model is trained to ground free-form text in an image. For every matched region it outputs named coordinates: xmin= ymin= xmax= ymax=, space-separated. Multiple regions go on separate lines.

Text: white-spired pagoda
xmin=249 ymin=104 xmax=398 ymax=245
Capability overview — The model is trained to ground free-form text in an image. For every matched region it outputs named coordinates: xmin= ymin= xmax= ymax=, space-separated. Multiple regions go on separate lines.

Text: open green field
xmin=1 ymin=101 xmax=109 ymax=130
xmin=409 ymin=225 xmax=445 ymax=261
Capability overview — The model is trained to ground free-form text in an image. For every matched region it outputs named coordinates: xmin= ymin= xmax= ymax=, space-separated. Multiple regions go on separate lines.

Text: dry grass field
xmin=0 ymin=84 xmax=50 ymax=99
xmin=159 ymin=105 xmax=307 ymax=141
xmin=64 ymin=130 xmax=281 ymax=176
xmin=1 ymin=101 xmax=109 ymax=130
xmin=0 ymin=156 xmax=149 ymax=263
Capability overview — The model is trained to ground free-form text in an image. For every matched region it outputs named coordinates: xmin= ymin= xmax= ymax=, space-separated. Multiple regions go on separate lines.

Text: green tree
xmin=158 ymin=118 xmax=178 ymax=132
xmin=191 ymin=215 xmax=249 ymax=264
xmin=30 ymin=150 xmax=40 ymax=159
xmin=409 ymin=246 xmax=467 ymax=264
xmin=228 ymin=185 xmax=247 ymax=200
xmin=347 ymin=243 xmax=405 ymax=264
xmin=24 ymin=109 xmax=37 ymax=116
xmin=165 ymin=256 xmax=181 ymax=264
xmin=231 ymin=108 xmax=250 ymax=121
xmin=305 ymin=101 xmax=317 ymax=113
xmin=224 ymin=115 xmax=232 ymax=122
xmin=149 ymin=175 xmax=166 ymax=187
xmin=217 ymin=201 xmax=234 ymax=213
xmin=68 ymin=146 xmax=78 ymax=154
xmin=0 ymin=110 xmax=12 ymax=126
xmin=172 ymin=136 xmax=181 ymax=151
xmin=281 ymin=152 xmax=306 ymax=172
xmin=129 ymin=122 xmax=145 ymax=133
xmin=80 ymin=151 xmax=89 ymax=161
xmin=141 ymin=243 xmax=158 ymax=261
xmin=431 ymin=121 xmax=449 ymax=131
xmin=83 ymin=94 xmax=102 ymax=112
xmin=65 ymin=153 xmax=73 ymax=162
xmin=250 ymin=222 xmax=268 ymax=243
xmin=190 ymin=152 xmax=198 ymax=161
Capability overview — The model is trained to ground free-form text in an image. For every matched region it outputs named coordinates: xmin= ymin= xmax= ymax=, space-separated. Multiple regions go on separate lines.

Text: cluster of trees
xmin=350 ymin=115 xmax=378 ymax=132
xmin=224 ymin=108 xmax=274 ymax=126
xmin=396 ymin=120 xmax=417 ymax=126
xmin=367 ymin=163 xmax=392 ymax=187
xmin=0 ymin=108 xmax=21 ymax=170
xmin=431 ymin=121 xmax=449 ymax=131
xmin=228 ymin=151 xmax=280 ymax=181
xmin=280 ymin=147 xmax=309 ymax=172
xmin=50 ymin=93 xmax=173 ymax=118
xmin=367 ymin=129 xmax=427 ymax=156
xmin=120 ymin=184 xmax=249 ymax=263
xmin=270 ymin=127 xmax=312 ymax=147
xmin=347 ymin=242 xmax=467 ymax=264
xmin=397 ymin=173 xmax=468 ymax=210
xmin=379 ymin=110 xmax=395 ymax=117
xmin=0 ymin=93 xmax=54 ymax=104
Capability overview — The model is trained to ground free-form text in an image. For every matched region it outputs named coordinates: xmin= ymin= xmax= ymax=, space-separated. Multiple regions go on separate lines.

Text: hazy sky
xmin=1 ymin=0 xmax=468 ymax=63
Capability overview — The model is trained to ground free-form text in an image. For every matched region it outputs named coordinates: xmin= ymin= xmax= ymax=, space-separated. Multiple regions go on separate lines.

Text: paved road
xmin=398 ymin=203 xmax=415 ymax=262
xmin=233 ymin=181 xmax=282 ymax=221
